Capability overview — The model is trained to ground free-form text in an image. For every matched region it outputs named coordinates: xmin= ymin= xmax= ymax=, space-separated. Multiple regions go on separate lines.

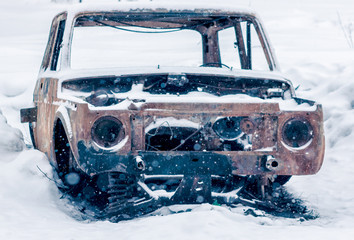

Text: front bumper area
xmin=70 ymin=101 xmax=324 ymax=178
xmin=77 ymin=140 xmax=321 ymax=177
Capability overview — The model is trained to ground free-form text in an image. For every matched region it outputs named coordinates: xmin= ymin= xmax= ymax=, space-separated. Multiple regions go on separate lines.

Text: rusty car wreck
xmin=21 ymin=4 xmax=324 ymax=220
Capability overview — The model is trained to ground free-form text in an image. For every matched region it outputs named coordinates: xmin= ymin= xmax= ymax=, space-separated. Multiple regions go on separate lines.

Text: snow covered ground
xmin=1 ymin=0 xmax=354 ymax=239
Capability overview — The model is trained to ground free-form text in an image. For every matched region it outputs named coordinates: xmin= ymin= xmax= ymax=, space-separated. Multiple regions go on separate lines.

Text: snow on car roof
xmin=65 ymin=2 xmax=259 ymax=19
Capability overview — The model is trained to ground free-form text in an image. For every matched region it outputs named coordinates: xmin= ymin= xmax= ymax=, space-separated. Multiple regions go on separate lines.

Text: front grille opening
xmin=145 ymin=126 xmax=253 ymax=151
xmin=145 ymin=126 xmax=202 ymax=151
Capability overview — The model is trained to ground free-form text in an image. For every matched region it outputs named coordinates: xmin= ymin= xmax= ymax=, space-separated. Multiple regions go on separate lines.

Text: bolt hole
xmin=271 ymin=161 xmax=278 ymax=168
xmin=192 ymin=158 xmax=199 ymax=162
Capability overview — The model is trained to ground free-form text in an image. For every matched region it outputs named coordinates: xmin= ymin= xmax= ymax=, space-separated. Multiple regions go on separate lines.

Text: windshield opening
xmin=71 ymin=26 xmax=203 ymax=69
xmin=70 ymin=14 xmax=273 ymax=71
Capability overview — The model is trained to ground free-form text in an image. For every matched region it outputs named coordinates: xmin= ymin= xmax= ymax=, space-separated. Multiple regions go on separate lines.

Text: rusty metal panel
xmin=20 ymin=107 xmax=37 ymax=123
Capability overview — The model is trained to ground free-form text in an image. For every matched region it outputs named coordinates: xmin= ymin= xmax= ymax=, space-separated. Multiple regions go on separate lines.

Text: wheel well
xmin=53 ymin=118 xmax=70 ymax=177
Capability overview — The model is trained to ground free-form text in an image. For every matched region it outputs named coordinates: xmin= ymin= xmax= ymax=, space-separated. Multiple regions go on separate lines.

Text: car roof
xmin=63 ymin=2 xmax=259 ymax=19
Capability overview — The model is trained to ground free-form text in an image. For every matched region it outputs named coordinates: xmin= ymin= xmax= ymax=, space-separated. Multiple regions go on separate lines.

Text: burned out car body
xmin=21 ymin=3 xmax=324 ymax=219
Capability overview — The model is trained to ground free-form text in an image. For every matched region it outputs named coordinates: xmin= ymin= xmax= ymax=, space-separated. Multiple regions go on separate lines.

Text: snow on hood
xmin=79 ymin=84 xmax=315 ymax=112
xmin=55 ymin=66 xmax=317 ymax=112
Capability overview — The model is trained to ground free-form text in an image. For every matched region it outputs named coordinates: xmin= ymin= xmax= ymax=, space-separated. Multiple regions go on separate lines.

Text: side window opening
xmin=41 ymin=21 xmax=58 ymax=71
xmin=249 ymin=23 xmax=269 ymax=71
xmin=50 ymin=20 xmax=66 ymax=71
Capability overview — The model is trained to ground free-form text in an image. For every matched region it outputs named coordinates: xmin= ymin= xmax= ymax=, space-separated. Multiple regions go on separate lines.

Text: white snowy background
xmin=1 ymin=0 xmax=354 ymax=239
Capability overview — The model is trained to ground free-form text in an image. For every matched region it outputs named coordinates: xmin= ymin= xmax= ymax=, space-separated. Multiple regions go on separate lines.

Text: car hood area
xmin=53 ymin=66 xmax=317 ymax=112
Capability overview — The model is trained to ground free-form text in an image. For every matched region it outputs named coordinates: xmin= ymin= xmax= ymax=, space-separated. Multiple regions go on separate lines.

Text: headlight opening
xmin=282 ymin=118 xmax=313 ymax=148
xmin=212 ymin=117 xmax=244 ymax=140
xmin=91 ymin=116 xmax=125 ymax=148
